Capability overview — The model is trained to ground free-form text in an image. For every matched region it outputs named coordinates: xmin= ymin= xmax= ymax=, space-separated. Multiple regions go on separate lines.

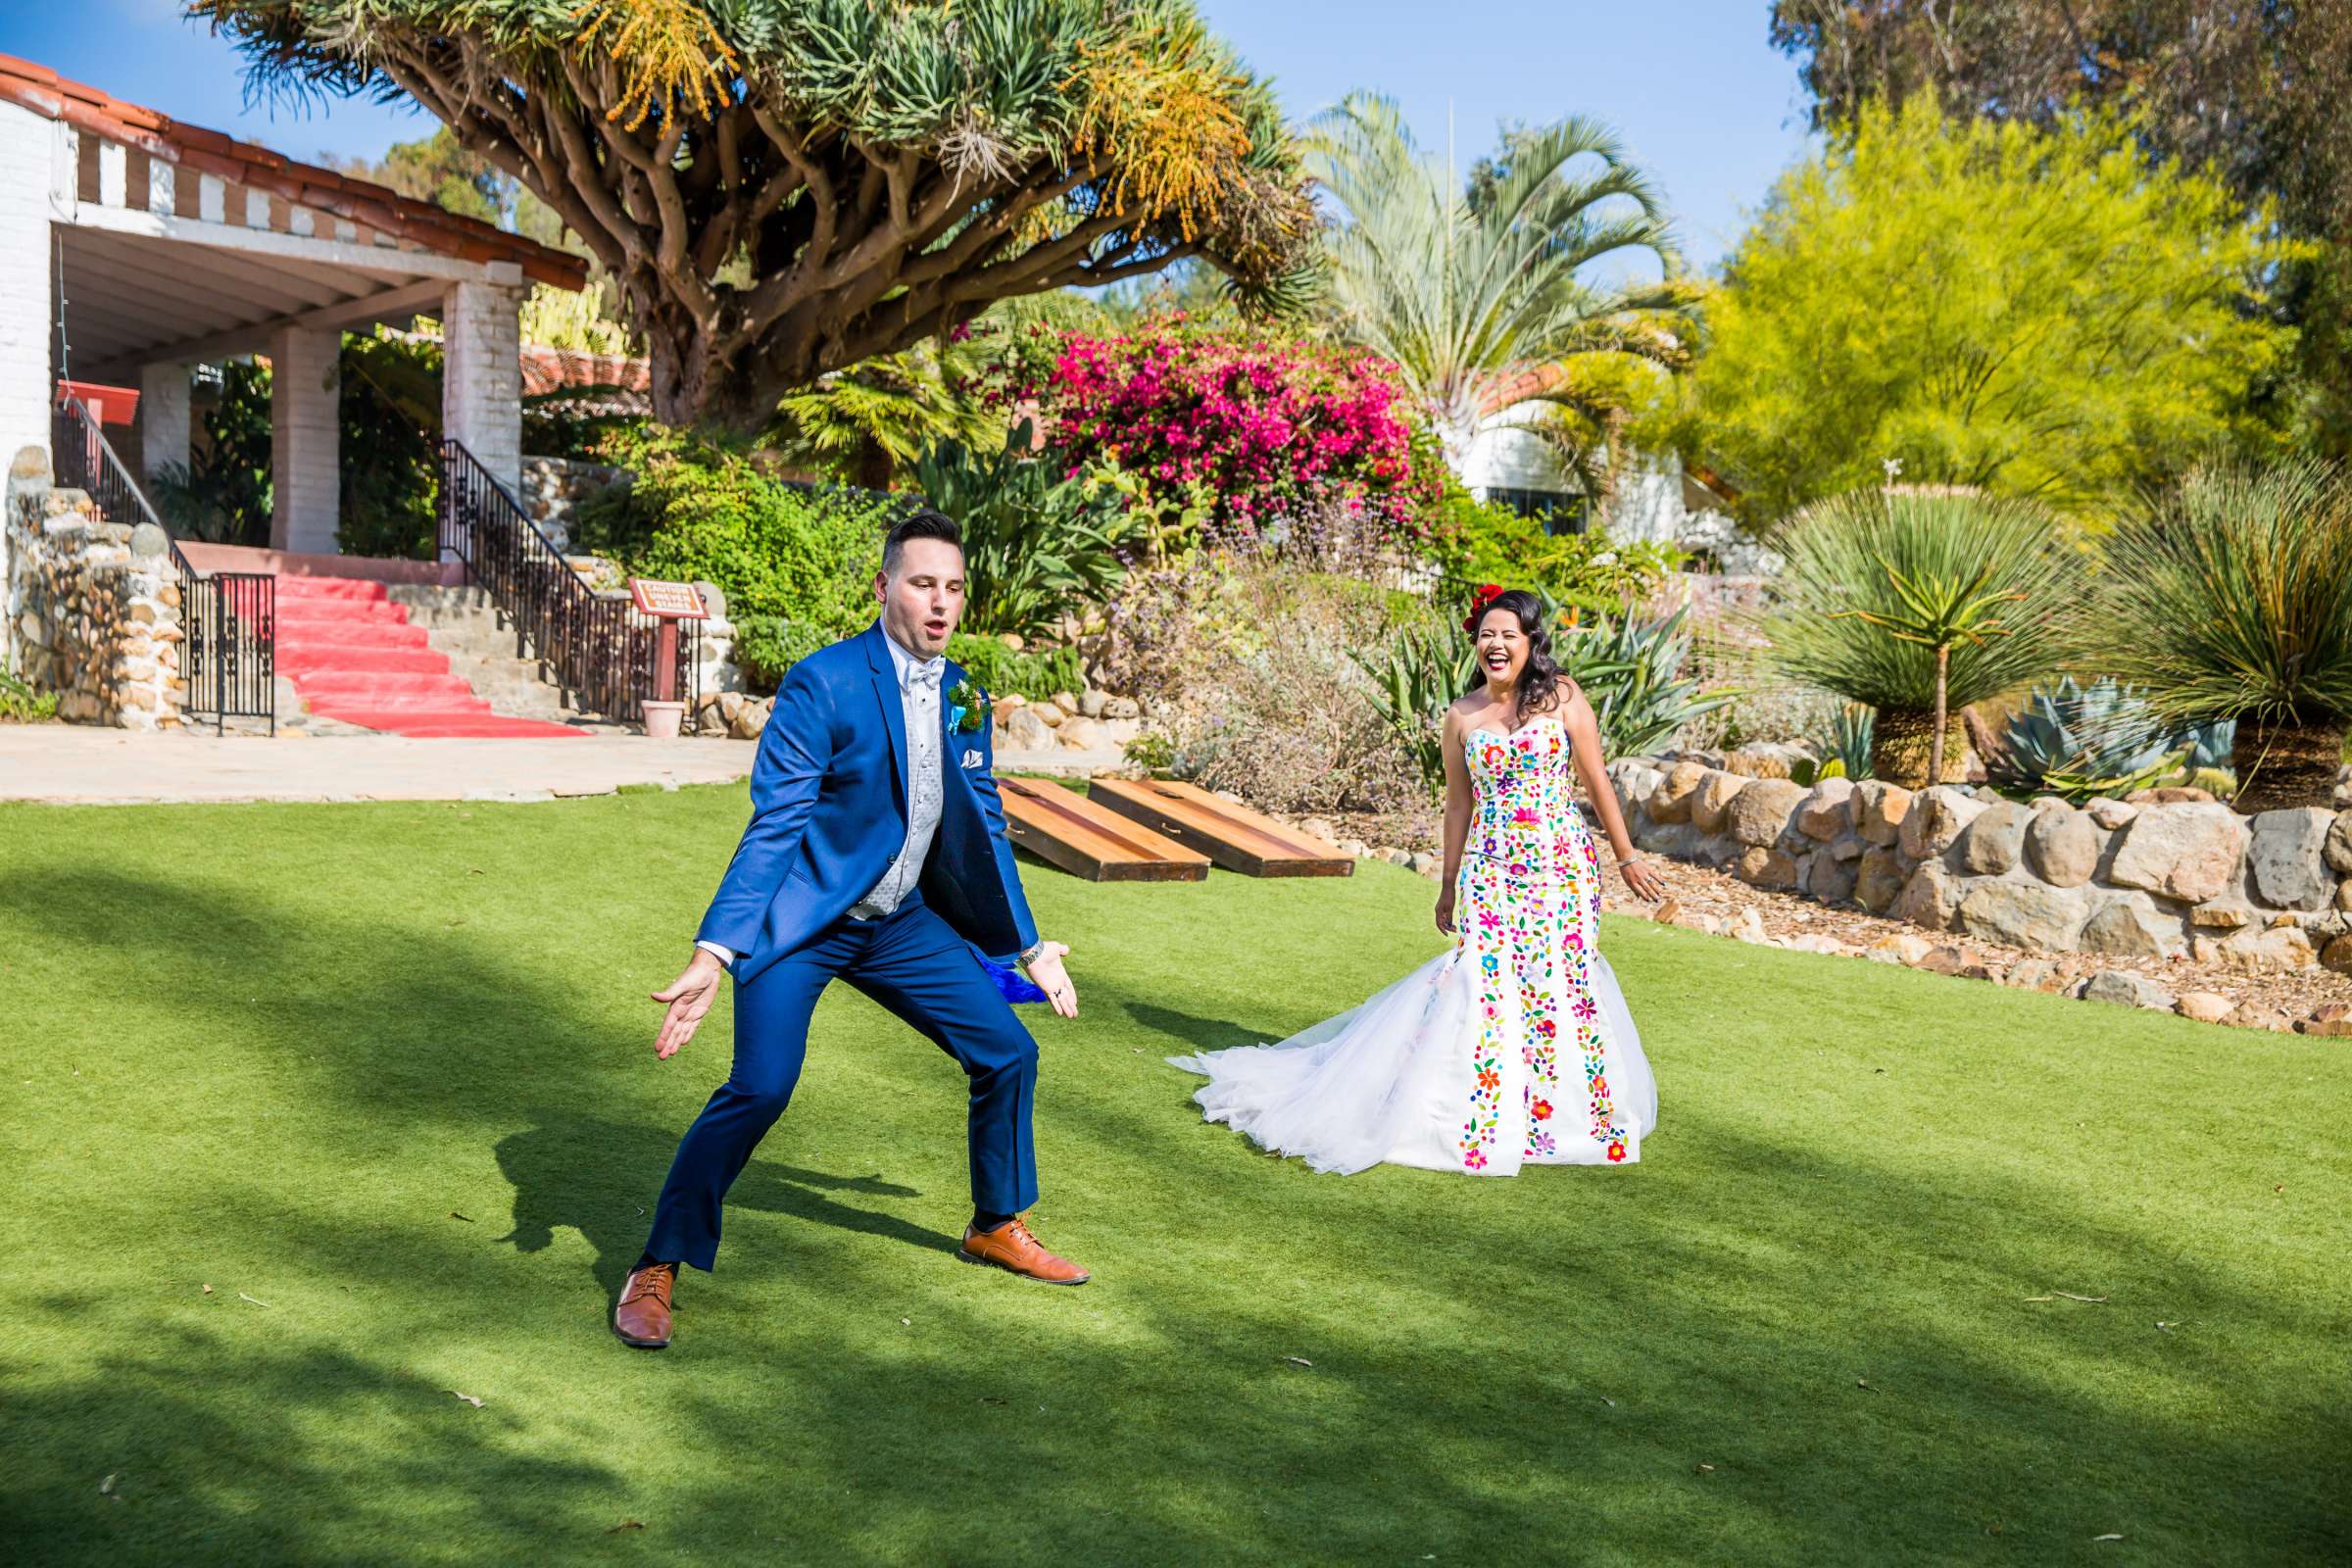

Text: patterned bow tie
xmin=905 ymin=659 xmax=945 ymax=693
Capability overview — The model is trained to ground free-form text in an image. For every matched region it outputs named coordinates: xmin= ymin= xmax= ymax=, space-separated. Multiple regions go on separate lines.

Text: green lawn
xmin=2 ymin=786 xmax=2345 ymax=1566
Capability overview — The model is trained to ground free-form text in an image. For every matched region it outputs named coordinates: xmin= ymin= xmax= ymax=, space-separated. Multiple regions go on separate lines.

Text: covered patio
xmin=0 ymin=52 xmax=583 ymax=569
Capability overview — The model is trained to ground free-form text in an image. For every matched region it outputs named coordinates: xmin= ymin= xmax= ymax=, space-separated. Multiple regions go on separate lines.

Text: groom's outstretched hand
xmin=1026 ymin=942 xmax=1079 ymax=1020
xmin=651 ymin=950 xmax=726 ymax=1059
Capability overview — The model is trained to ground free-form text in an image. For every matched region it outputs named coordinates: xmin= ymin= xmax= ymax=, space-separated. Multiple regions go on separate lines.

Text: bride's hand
xmin=1619 ymin=858 xmax=1669 ymax=904
xmin=1434 ymin=888 xmax=1456 ymax=935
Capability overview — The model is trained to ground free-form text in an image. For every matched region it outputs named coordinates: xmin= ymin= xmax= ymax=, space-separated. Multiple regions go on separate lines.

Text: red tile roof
xmin=519 ymin=345 xmax=650 ymax=398
xmin=0 ymin=52 xmax=586 ymax=290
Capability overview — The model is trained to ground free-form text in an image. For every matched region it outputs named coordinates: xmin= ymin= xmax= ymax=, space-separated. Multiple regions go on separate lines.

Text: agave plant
xmin=1757 ymin=488 xmax=2080 ymax=787
xmin=1997 ymin=676 xmax=2236 ymax=800
xmin=2079 ymin=460 xmax=2352 ymax=810
xmin=1356 ymin=623 xmax=1473 ymax=794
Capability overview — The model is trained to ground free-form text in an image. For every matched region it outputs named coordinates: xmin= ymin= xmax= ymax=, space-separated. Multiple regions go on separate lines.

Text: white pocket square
xmin=960 ymin=752 xmax=986 ymax=769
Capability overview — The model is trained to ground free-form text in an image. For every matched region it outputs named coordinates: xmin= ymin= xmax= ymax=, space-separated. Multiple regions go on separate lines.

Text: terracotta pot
xmin=641 ymin=700 xmax=687 ymax=740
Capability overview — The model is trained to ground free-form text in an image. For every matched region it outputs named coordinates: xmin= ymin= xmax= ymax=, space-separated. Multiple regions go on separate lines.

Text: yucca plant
xmin=1757 ymin=488 xmax=2080 ymax=788
xmin=2080 ymin=460 xmax=2352 ymax=811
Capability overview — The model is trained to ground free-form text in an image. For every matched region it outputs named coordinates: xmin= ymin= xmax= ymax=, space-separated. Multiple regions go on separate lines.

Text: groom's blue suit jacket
xmin=697 ymin=621 xmax=1040 ymax=986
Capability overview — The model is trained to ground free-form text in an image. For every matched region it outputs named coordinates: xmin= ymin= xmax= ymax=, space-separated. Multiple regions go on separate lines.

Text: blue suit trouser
xmin=643 ymin=897 xmax=1041 ymax=1272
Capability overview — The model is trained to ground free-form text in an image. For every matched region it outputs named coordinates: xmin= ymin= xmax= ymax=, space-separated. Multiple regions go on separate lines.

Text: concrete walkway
xmin=0 ymin=725 xmax=1134 ymax=806
xmin=0 ymin=726 xmax=755 ymax=806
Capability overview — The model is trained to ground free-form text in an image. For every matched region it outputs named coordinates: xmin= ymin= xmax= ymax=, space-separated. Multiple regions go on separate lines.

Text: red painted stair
xmin=272 ymin=576 xmax=583 ymax=739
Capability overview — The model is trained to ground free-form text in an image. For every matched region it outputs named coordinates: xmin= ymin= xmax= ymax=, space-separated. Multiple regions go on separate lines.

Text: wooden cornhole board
xmin=1088 ymin=778 xmax=1354 ymax=877
xmin=998 ymin=777 xmax=1210 ymax=882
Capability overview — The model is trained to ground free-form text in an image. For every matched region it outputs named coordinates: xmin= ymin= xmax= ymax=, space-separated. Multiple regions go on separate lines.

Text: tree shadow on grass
xmin=6 ymin=861 xmax=2349 ymax=1563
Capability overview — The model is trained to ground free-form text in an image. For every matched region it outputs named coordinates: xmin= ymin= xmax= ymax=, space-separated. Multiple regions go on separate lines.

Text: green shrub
xmin=1417 ymin=478 xmax=1684 ymax=615
xmin=945 ymin=635 xmax=1084 ymax=701
xmin=589 ymin=425 xmax=898 ymax=641
xmin=908 ymin=424 xmax=1138 ymax=640
xmin=729 ymin=616 xmax=842 ymax=694
xmin=2079 ymin=459 xmax=2352 ymax=810
xmin=0 ymin=659 xmax=57 ymax=723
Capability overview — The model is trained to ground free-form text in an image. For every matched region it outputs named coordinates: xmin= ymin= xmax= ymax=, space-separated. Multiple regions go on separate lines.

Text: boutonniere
xmin=948 ymin=677 xmax=991 ymax=734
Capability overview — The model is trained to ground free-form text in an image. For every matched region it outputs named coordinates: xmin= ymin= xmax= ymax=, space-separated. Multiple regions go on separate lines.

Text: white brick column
xmin=137 ymin=361 xmax=191 ymax=488
xmin=442 ymin=263 xmax=525 ymax=502
xmin=269 ymin=325 xmax=341 ymax=555
xmin=0 ymin=104 xmax=60 ymax=642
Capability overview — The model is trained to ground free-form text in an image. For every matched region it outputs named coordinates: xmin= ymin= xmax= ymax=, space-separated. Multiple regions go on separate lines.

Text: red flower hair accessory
xmin=1462 ymin=582 xmax=1507 ymax=634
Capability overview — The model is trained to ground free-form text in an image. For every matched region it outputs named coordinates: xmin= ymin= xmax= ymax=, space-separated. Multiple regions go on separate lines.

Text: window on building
xmin=1484 ymin=487 xmax=1589 ymax=535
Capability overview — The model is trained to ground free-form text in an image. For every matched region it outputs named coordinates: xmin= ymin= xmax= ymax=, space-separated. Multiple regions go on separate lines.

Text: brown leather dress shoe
xmin=613 ymin=1262 xmax=676 ymax=1348
xmin=957 ymin=1217 xmax=1090 ymax=1285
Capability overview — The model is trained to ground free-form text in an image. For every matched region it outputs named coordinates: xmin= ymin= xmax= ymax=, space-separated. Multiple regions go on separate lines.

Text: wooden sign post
xmin=627 ymin=578 xmax=709 ymax=703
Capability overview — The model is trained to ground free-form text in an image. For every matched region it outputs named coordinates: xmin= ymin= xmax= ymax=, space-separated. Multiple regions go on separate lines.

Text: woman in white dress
xmin=1172 ymin=589 xmax=1667 ymax=1175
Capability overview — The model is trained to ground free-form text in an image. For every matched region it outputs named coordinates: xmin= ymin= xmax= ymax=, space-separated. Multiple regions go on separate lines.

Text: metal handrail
xmin=436 ymin=438 xmax=691 ymax=724
xmin=51 ymin=391 xmax=274 ymax=734
xmin=53 ymin=391 xmax=188 ymax=572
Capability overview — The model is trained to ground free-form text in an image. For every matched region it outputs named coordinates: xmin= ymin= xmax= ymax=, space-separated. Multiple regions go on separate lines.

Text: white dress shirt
xmin=695 ymin=627 xmax=944 ymax=969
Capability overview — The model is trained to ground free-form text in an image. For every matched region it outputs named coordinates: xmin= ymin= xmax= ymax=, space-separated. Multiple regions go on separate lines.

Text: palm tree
xmin=1301 ymin=95 xmax=1696 ymax=500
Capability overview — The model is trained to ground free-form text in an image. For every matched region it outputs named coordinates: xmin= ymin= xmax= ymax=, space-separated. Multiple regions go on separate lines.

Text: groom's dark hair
xmin=882 ymin=509 xmax=963 ymax=576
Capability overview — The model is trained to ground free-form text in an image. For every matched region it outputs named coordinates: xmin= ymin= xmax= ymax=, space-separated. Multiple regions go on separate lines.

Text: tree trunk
xmin=2230 ymin=718 xmax=2348 ymax=812
xmin=1871 ymin=706 xmax=1969 ymax=789
xmin=1928 ymin=643 xmax=1950 ymax=788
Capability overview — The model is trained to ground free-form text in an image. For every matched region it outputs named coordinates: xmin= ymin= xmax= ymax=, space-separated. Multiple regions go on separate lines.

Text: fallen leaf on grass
xmin=99 ymin=1474 xmax=117 ymax=1495
xmin=2052 ymin=1292 xmax=2108 ymax=1303
xmin=1696 ymin=1463 xmax=1715 ymax=1474
xmin=1599 ymin=1396 xmax=1616 ymax=1408
xmin=449 ymin=1391 xmax=484 ymax=1408
xmin=200 ymin=1284 xmax=213 ymax=1296
xmin=605 ymin=1521 xmax=644 ymax=1535
xmin=900 ymin=1318 xmax=910 ymax=1327
xmin=980 ymin=1396 xmax=1006 ymax=1406
xmin=2093 ymin=1534 xmax=2125 ymax=1543
xmin=1282 ymin=1356 xmax=1313 ymax=1369
xmin=237 ymin=1293 xmax=271 ymax=1307
xmin=2155 ymin=1320 xmax=2186 ymax=1333
xmin=2023 ymin=1296 xmax=2055 ymax=1302
xmin=1855 ymin=1378 xmax=1879 ymax=1393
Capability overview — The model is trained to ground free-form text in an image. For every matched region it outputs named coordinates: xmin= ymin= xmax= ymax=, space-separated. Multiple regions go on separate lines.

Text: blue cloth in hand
xmin=977 ymin=951 xmax=1049 ymax=1004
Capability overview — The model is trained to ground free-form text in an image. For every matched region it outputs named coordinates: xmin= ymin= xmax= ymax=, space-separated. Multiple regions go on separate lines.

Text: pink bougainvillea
xmin=972 ymin=318 xmax=1431 ymax=540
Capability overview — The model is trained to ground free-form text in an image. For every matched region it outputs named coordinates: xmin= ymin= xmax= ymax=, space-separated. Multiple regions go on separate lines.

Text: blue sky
xmin=2 ymin=0 xmax=1815 ymax=270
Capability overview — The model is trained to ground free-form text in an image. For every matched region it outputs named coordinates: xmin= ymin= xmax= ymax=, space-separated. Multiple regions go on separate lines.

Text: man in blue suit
xmin=614 ymin=511 xmax=1088 ymax=1349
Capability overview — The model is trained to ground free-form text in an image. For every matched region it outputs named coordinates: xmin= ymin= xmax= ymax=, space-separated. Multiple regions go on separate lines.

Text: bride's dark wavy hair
xmin=1462 ymin=588 xmax=1561 ymax=725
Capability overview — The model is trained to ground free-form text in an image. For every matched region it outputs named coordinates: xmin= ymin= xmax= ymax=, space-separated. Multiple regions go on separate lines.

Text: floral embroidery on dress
xmin=1456 ymin=715 xmax=1629 ymax=1164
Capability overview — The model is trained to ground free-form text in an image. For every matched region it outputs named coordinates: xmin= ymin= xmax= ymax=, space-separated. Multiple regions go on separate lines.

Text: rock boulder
xmin=2107 ymin=803 xmax=2247 ymax=905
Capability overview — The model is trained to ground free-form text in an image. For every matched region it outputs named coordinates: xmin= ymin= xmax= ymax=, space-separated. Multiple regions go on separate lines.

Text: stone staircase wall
xmin=5 ymin=479 xmax=184 ymax=730
xmin=385 ymin=585 xmax=576 ymax=723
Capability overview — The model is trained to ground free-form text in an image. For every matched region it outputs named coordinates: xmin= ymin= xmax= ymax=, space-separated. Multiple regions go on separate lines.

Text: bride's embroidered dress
xmin=1172 ymin=715 xmax=1656 ymax=1175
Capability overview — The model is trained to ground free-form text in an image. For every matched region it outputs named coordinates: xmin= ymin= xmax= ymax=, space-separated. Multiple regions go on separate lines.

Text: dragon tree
xmin=197 ymin=0 xmax=1317 ymax=430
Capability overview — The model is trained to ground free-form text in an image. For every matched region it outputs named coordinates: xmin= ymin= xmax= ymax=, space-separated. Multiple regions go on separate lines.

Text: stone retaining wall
xmin=517 ymin=456 xmax=627 ymax=554
xmin=5 ymin=475 xmax=183 ymax=730
xmin=1607 ymin=759 xmax=2352 ymax=976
